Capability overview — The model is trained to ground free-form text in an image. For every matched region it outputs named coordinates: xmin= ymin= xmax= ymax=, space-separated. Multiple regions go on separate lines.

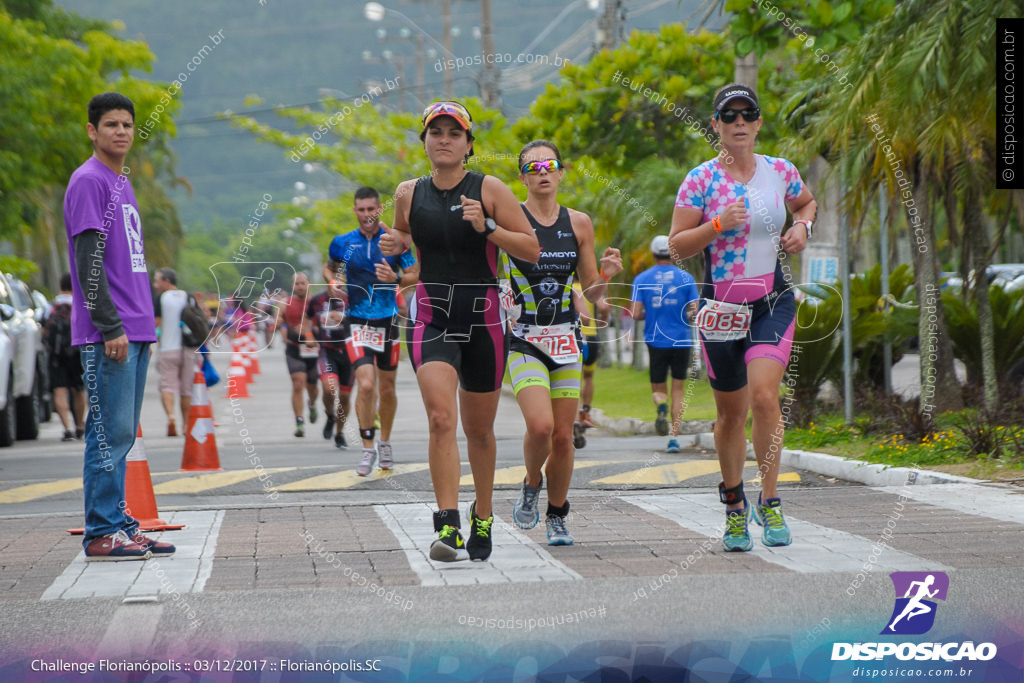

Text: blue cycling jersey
xmin=328 ymin=227 xmax=416 ymax=320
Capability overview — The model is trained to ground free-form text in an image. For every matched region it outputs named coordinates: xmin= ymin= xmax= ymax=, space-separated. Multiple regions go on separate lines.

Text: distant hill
xmin=57 ymin=0 xmax=714 ymax=232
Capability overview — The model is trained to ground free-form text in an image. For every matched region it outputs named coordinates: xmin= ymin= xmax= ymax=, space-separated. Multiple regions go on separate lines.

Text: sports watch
xmin=795 ymin=219 xmax=813 ymax=240
xmin=484 ymin=217 xmax=498 ymax=236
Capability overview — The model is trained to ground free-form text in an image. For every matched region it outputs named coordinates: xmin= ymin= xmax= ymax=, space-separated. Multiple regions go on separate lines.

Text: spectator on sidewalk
xmin=153 ymin=267 xmax=198 ymax=437
xmin=44 ymin=273 xmax=85 ymax=441
xmin=630 ymin=235 xmax=699 ymax=453
xmin=64 ymin=91 xmax=174 ymax=561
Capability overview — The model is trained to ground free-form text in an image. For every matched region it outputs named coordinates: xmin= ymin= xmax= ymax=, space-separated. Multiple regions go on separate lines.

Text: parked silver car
xmin=0 ymin=273 xmax=44 ymax=441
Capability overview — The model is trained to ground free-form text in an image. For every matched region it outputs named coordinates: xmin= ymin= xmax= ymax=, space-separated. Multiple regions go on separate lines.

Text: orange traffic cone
xmin=181 ymin=370 xmax=222 ymax=471
xmin=68 ymin=426 xmax=186 ymax=534
xmin=247 ymin=335 xmax=261 ymax=375
xmin=240 ymin=352 xmax=254 ymax=381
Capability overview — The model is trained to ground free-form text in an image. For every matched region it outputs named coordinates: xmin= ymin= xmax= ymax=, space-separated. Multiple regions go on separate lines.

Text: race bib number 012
xmin=352 ymin=325 xmax=387 ymax=352
xmin=524 ymin=323 xmax=580 ymax=365
xmin=695 ymin=299 xmax=752 ymax=341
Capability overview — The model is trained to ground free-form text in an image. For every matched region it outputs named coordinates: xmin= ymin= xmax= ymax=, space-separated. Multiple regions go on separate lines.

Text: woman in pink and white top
xmin=669 ymin=84 xmax=817 ymax=553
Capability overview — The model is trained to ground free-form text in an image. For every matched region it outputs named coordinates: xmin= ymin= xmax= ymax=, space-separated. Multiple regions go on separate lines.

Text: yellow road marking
xmin=277 ymin=463 xmax=430 ymax=491
xmin=460 ymin=460 xmax=625 ymax=487
xmin=748 ymin=471 xmax=802 ymax=484
xmin=152 ymin=468 xmax=295 ymax=494
xmin=0 ymin=478 xmax=83 ymax=504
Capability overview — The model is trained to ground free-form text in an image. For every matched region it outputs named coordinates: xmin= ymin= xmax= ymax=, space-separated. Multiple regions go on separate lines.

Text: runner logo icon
xmin=882 ymin=571 xmax=949 ymax=635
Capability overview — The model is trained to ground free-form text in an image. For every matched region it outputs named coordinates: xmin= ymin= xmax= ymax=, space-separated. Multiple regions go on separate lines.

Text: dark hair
xmin=88 ymin=92 xmax=135 ymax=127
xmin=156 ymin=267 xmax=177 ymax=286
xmin=60 ymin=272 xmax=72 ymax=292
xmin=354 ymin=187 xmax=380 ymax=203
xmin=518 ymin=140 xmax=562 ymax=171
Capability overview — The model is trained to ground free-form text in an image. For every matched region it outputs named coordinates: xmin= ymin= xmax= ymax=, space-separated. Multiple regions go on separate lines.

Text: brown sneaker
xmin=84 ymin=530 xmax=152 ymax=562
xmin=130 ymin=531 xmax=176 ymax=557
xmin=167 ymin=421 xmax=178 ymax=437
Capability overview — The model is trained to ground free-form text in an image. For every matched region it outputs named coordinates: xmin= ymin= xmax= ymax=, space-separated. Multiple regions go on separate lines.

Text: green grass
xmin=591 ymin=364 xmax=718 ymax=422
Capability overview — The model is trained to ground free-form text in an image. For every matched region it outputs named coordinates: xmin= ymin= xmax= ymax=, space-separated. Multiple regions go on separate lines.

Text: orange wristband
xmin=600 ymin=268 xmax=612 ymax=281
xmin=712 ymin=215 xmax=723 ymax=233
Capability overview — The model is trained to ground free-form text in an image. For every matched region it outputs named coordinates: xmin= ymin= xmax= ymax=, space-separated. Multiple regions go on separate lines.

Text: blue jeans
xmin=80 ymin=342 xmax=150 ymax=545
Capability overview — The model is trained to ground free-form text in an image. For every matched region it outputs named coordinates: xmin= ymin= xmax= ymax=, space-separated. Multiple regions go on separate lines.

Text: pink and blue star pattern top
xmin=675 ymin=155 xmax=804 ymax=303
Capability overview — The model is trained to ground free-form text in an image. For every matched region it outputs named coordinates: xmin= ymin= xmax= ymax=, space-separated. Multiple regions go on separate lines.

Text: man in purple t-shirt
xmin=64 ymin=92 xmax=174 ymax=562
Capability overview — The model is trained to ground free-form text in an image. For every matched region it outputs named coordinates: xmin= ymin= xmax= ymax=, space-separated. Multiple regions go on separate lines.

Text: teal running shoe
xmin=722 ymin=500 xmax=753 ymax=552
xmin=752 ymin=494 xmax=793 ymax=547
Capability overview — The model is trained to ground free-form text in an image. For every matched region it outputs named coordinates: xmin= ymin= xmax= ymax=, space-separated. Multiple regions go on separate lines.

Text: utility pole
xmin=442 ymin=0 xmax=454 ymax=98
xmin=595 ymin=0 xmax=624 ymax=53
xmin=479 ymin=0 xmax=500 ymax=108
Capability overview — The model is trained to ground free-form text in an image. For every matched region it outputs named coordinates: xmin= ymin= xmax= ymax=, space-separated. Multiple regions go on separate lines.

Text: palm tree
xmin=788 ymin=0 xmax=1022 ymax=420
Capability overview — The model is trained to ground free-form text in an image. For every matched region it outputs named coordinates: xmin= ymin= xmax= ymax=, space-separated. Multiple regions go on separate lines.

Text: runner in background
xmin=277 ymin=272 xmax=319 ymax=437
xmin=572 ymin=282 xmax=609 ymax=447
xmin=326 ymin=186 xmax=419 ymax=476
xmin=630 ymin=235 xmax=699 ymax=453
xmin=303 ymin=278 xmax=352 ymax=449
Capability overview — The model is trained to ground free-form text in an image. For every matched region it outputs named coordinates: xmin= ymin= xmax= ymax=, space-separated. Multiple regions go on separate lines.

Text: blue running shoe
xmin=546 ymin=514 xmax=575 ymax=546
xmin=752 ymin=494 xmax=793 ymax=547
xmin=722 ymin=500 xmax=753 ymax=552
xmin=512 ymin=477 xmax=542 ymax=529
xmin=665 ymin=438 xmax=681 ymax=453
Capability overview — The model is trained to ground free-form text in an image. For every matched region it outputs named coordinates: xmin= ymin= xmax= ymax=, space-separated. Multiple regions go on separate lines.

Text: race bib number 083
xmin=695 ymin=299 xmax=752 ymax=342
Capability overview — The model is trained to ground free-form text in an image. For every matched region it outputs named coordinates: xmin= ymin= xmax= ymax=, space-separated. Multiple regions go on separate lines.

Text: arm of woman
xmin=780 ymin=188 xmax=817 ymax=254
xmin=478 ymin=175 xmax=540 ymax=263
xmin=571 ymin=209 xmax=622 ymax=302
xmin=380 ymin=179 xmax=416 ymax=256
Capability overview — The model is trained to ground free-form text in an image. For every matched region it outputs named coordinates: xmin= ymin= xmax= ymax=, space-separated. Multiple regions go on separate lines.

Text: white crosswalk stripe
xmin=374 ymin=503 xmax=582 ymax=586
xmin=875 ymin=483 xmax=1024 ymax=525
xmin=42 ymin=510 xmax=224 ymax=601
xmin=626 ymin=492 xmax=951 ymax=574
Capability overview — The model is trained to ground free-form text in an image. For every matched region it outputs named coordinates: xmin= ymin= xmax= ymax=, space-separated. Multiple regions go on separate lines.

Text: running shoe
xmin=294 ymin=419 xmax=304 ymax=438
xmin=131 ymin=531 xmax=176 ymax=557
xmin=334 ymin=432 xmax=347 ymax=449
xmin=429 ymin=525 xmax=468 ymax=562
xmin=167 ymin=421 xmax=178 ymax=437
xmin=665 ymin=438 xmax=681 ymax=453
xmin=378 ymin=442 xmax=393 ymax=470
xmin=512 ymin=476 xmax=542 ymax=530
xmin=357 ymin=448 xmax=376 ymax=476
xmin=62 ymin=430 xmax=75 ymax=442
xmin=546 ymin=515 xmax=575 ymax=546
xmin=322 ymin=414 xmax=335 ymax=440
xmin=308 ymin=402 xmax=318 ymax=424
xmin=722 ymin=501 xmax=753 ymax=552
xmin=467 ymin=501 xmax=493 ymax=561
xmin=752 ymin=494 xmax=793 ymax=547
xmin=84 ymin=530 xmax=152 ymax=562
xmin=655 ymin=403 xmax=669 ymax=436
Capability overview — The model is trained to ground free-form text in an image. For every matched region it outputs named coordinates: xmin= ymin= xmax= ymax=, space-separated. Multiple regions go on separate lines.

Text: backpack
xmin=180 ymin=294 xmax=212 ymax=348
xmin=46 ymin=302 xmax=76 ymax=360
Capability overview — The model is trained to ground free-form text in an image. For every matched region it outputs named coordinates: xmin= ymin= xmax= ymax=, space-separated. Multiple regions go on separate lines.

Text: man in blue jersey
xmin=326 ymin=187 xmax=419 ymax=475
xmin=631 ymin=235 xmax=700 ymax=453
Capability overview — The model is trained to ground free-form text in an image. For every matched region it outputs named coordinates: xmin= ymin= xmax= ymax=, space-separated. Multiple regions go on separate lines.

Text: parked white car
xmin=0 ymin=273 xmax=44 ymax=441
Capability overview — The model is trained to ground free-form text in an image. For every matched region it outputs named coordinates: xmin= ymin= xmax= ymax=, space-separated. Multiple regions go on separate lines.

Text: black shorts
xmin=347 ymin=317 xmax=401 ymax=372
xmin=50 ymin=355 xmax=84 ymax=390
xmin=701 ymin=291 xmax=796 ymax=392
xmin=581 ymin=335 xmax=600 ymax=369
xmin=285 ymin=343 xmax=319 ymax=384
xmin=647 ymin=346 xmax=692 ymax=384
xmin=318 ymin=347 xmax=353 ymax=390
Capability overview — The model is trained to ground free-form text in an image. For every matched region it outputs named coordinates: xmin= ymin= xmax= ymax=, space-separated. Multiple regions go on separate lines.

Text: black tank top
xmin=504 ymin=205 xmax=578 ymax=329
xmin=409 ymin=172 xmax=497 ymax=284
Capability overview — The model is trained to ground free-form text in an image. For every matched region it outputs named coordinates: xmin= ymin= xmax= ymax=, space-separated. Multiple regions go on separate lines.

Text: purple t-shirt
xmin=63 ymin=156 xmax=156 ymax=344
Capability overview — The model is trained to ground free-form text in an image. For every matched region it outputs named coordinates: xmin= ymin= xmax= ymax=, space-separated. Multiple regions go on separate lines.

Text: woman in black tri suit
xmin=504 ymin=140 xmax=621 ymax=546
xmin=381 ymin=102 xmax=539 ymax=562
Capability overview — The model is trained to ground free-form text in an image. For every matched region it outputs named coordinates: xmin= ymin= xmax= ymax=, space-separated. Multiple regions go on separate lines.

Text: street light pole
xmin=479 ymin=0 xmax=500 ymax=108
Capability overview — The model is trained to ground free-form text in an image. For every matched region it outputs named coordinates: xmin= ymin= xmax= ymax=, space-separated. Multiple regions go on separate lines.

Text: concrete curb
xmin=588 ymin=409 xmax=981 ymax=486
